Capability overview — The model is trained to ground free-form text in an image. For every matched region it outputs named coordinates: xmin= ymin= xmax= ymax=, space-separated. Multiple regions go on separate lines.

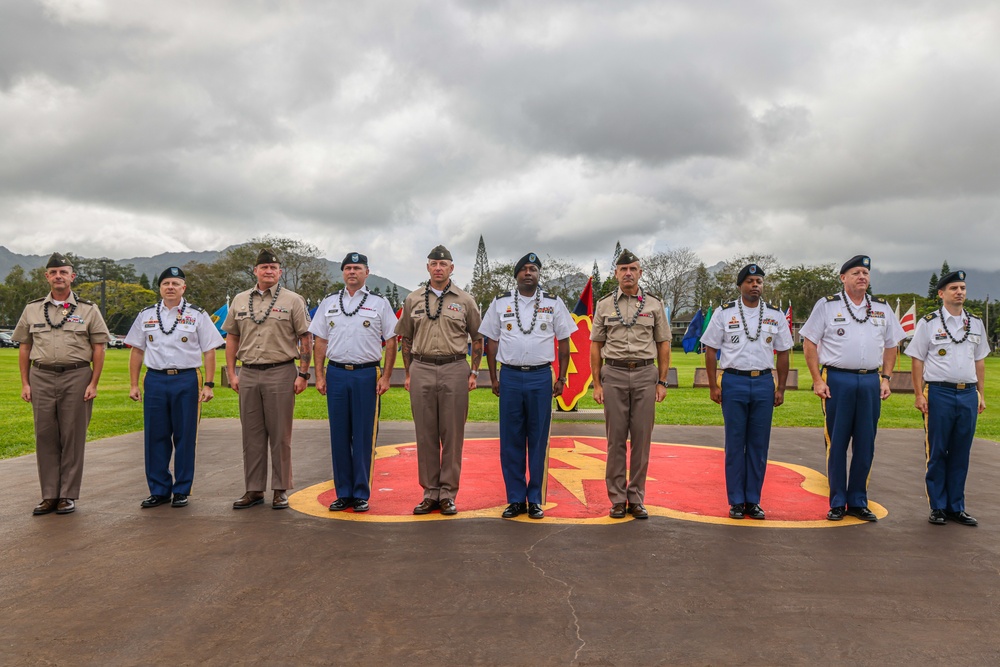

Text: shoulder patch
xmin=721 ymin=301 xmax=736 ymax=310
xmin=825 ymin=294 xmax=842 ymax=302
xmin=872 ymin=296 xmax=887 ymax=304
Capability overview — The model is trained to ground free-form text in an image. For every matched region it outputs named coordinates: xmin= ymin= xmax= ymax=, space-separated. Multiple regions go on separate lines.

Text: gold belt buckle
xmin=750 ymin=370 xmax=761 ymax=377
xmin=167 ymin=369 xmax=179 ymax=375
xmin=859 ymin=369 xmax=869 ymax=374
xmin=957 ymin=382 xmax=967 ymax=390
xmin=345 ymin=364 xmax=355 ymax=371
xmin=627 ymin=361 xmax=637 ymax=369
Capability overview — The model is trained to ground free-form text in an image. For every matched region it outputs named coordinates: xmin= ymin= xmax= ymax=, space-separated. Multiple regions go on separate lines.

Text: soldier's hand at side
xmin=773 ymin=388 xmax=785 ymax=408
xmin=200 ymin=386 xmax=213 ymax=403
xmin=404 ymin=375 xmax=411 ymax=392
xmin=593 ymin=385 xmax=604 ymax=405
xmin=655 ymin=384 xmax=667 ymax=403
xmin=467 ymin=374 xmax=478 ymax=392
xmin=709 ymin=386 xmax=722 ymax=405
xmin=978 ymin=394 xmax=986 ymax=414
xmin=230 ymin=374 xmax=240 ymax=393
xmin=491 ymin=378 xmax=500 ymax=396
xmin=293 ymin=376 xmax=307 ymax=395
xmin=83 ymin=384 xmax=98 ymax=401
xmin=129 ymin=385 xmax=142 ymax=402
xmin=21 ymin=384 xmax=31 ymax=403
xmin=376 ymin=375 xmax=390 ymax=396
xmin=879 ymin=378 xmax=891 ymax=400
xmin=914 ymin=393 xmax=928 ymax=414
xmin=812 ymin=378 xmax=831 ymax=399
xmin=315 ymin=377 xmax=327 ymax=396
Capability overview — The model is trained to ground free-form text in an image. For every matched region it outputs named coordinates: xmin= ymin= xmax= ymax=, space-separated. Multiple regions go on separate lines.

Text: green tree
xmin=138 ymin=273 xmax=151 ymax=289
xmin=928 ymin=272 xmax=939 ymax=300
xmin=770 ymin=264 xmax=840 ymax=315
xmin=64 ymin=254 xmax=139 ymax=284
xmin=468 ymin=235 xmax=499 ymax=309
xmin=76 ymin=281 xmax=157 ymax=334
xmin=692 ymin=263 xmax=713 ymax=315
xmin=0 ymin=265 xmax=48 ymax=327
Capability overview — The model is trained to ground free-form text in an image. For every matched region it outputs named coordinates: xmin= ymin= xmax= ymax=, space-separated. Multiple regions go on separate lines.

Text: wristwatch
xmin=203 ymin=381 xmax=215 ymax=388
xmin=298 ymin=371 xmax=310 ymax=380
xmin=657 ymin=380 xmax=669 ymax=388
xmin=556 ymin=377 xmax=567 ymax=383
xmin=470 ymin=369 xmax=479 ymax=377
xmin=880 ymin=373 xmax=891 ymax=381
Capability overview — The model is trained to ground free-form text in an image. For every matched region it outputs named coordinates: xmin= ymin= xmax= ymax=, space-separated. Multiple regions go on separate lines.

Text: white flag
xmin=900 ymin=302 xmax=917 ymax=337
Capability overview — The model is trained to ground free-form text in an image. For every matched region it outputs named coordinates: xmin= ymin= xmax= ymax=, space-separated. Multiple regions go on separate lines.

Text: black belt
xmin=241 ymin=360 xmax=295 ymax=371
xmin=604 ymin=358 xmax=654 ymax=369
xmin=723 ymin=368 xmax=772 ymax=377
xmin=147 ymin=367 xmax=197 ymax=375
xmin=329 ymin=361 xmax=380 ymax=371
xmin=412 ymin=353 xmax=466 ymax=365
xmin=824 ymin=366 xmax=879 ymax=375
xmin=31 ymin=360 xmax=90 ymax=373
xmin=502 ymin=363 xmax=551 ymax=372
xmin=927 ymin=381 xmax=975 ymax=390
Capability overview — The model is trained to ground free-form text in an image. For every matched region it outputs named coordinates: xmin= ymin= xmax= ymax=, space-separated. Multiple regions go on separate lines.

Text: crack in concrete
xmin=524 ymin=527 xmax=585 ymax=665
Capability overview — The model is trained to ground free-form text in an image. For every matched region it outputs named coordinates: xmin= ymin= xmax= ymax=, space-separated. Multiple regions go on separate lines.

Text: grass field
xmin=3 ymin=348 xmax=999 ymax=459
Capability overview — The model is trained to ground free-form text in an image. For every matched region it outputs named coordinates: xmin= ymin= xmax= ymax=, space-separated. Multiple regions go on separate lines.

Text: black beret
xmin=256 ymin=248 xmax=280 ymax=266
xmin=737 ymin=263 xmax=765 ymax=285
xmin=158 ymin=267 xmax=185 ymax=283
xmin=514 ymin=252 xmax=542 ymax=277
xmin=341 ymin=252 xmax=368 ymax=268
xmin=46 ymin=252 xmax=71 ymax=269
xmin=840 ymin=255 xmax=871 ymax=274
xmin=937 ymin=270 xmax=967 ymax=290
xmin=427 ymin=245 xmax=453 ymax=261
xmin=616 ymin=249 xmax=640 ymax=266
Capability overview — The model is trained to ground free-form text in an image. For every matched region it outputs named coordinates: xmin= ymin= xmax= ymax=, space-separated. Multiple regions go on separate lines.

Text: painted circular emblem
xmin=540 ymin=323 xmax=547 ymax=331
xmin=749 ymin=265 xmax=756 ymax=274
xmin=290 ymin=437 xmax=885 ymax=527
xmin=363 ymin=320 xmax=371 ymax=328
xmin=529 ymin=253 xmax=537 ymax=262
xmin=836 ymin=328 xmax=845 ymax=336
xmin=181 ymin=336 xmax=188 ymax=343
xmin=766 ymin=336 xmax=772 ymax=343
xmin=938 ymin=348 xmax=947 ymax=356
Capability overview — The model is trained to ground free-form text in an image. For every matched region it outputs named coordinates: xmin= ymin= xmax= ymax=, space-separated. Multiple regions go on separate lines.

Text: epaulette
xmin=368 ymin=291 xmax=386 ymax=300
xmin=497 ymin=291 xmax=512 ymax=300
xmin=29 ymin=296 xmax=45 ymax=304
xmin=923 ymin=312 xmax=937 ymax=322
xmin=872 ymin=296 xmax=887 ymax=304
xmin=969 ymin=312 xmax=983 ymax=321
xmin=825 ymin=294 xmax=841 ymax=302
xmin=542 ymin=292 xmax=557 ymax=300
xmin=765 ymin=302 xmax=783 ymax=312
xmin=721 ymin=301 xmax=736 ymax=310
xmin=597 ymin=292 xmax=613 ymax=302
xmin=322 ymin=292 xmax=337 ymax=301
xmin=138 ymin=304 xmax=156 ymax=314
xmin=190 ymin=305 xmax=206 ymax=313
xmin=77 ymin=298 xmax=95 ymax=305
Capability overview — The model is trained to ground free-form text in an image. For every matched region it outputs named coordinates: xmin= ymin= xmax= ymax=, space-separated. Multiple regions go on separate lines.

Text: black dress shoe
xmin=502 ymin=502 xmax=526 ymax=518
xmin=609 ymin=503 xmax=627 ymax=519
xmin=33 ymin=499 xmax=58 ymax=515
xmin=439 ymin=499 xmax=458 ymax=515
xmin=328 ymin=498 xmax=352 ymax=511
xmin=744 ymin=503 xmax=766 ymax=520
xmin=413 ymin=499 xmax=439 ymax=515
xmin=141 ymin=494 xmax=171 ymax=508
xmin=947 ymin=510 xmax=978 ymax=526
xmin=527 ymin=503 xmax=544 ymax=519
xmin=827 ymin=506 xmax=846 ymax=521
xmin=352 ymin=498 xmax=370 ymax=512
xmin=171 ymin=494 xmax=188 ymax=508
xmin=729 ymin=504 xmax=745 ymax=520
xmin=846 ymin=506 xmax=878 ymax=522
xmin=55 ymin=498 xmax=75 ymax=514
xmin=628 ymin=503 xmax=649 ymax=519
xmin=928 ymin=509 xmax=948 ymax=525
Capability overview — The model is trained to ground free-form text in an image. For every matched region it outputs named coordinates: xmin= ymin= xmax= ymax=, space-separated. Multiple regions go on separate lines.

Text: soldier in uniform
xmin=590 ymin=249 xmax=671 ymax=520
xmin=310 ymin=252 xmax=398 ymax=513
xmin=480 ymin=252 xmax=574 ymax=520
xmin=702 ymin=264 xmax=793 ymax=520
xmin=223 ymin=249 xmax=312 ymax=510
xmin=801 ymin=255 xmax=905 ymax=521
xmin=124 ymin=267 xmax=224 ymax=509
xmin=395 ymin=245 xmax=483 ymax=516
xmin=13 ymin=252 xmax=110 ymax=515
xmin=905 ymin=270 xmax=989 ymax=526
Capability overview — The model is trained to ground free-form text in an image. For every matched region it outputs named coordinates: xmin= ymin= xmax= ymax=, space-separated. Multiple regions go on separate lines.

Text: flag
xmin=785 ymin=303 xmax=793 ymax=334
xmin=309 ymin=305 xmax=319 ymax=319
xmin=573 ymin=276 xmax=594 ymax=317
xmin=211 ymin=302 xmax=228 ymax=337
xmin=682 ymin=309 xmax=705 ymax=353
xmin=900 ymin=302 xmax=917 ymax=337
xmin=701 ymin=305 xmax=712 ymax=339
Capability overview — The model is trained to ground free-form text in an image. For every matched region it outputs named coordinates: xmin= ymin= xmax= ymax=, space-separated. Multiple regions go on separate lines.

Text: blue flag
xmin=211 ymin=302 xmax=228 ymax=337
xmin=681 ymin=309 xmax=705 ymax=353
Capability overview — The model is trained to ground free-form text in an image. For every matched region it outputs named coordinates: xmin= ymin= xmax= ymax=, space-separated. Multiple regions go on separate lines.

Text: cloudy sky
xmin=2 ymin=0 xmax=999 ymax=288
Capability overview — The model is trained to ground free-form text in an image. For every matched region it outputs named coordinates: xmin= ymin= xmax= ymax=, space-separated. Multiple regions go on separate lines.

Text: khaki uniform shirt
xmin=591 ymin=289 xmax=670 ymax=360
xmin=222 ymin=285 xmax=311 ymax=364
xmin=12 ymin=293 xmax=110 ymax=364
xmin=395 ymin=284 xmax=482 ymax=356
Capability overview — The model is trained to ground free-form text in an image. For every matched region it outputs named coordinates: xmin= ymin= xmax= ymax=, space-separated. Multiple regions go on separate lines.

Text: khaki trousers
xmin=601 ymin=364 xmax=657 ymax=504
xmin=29 ymin=365 xmax=93 ymax=499
xmin=238 ymin=363 xmax=296 ymax=492
xmin=409 ymin=359 xmax=469 ymax=501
